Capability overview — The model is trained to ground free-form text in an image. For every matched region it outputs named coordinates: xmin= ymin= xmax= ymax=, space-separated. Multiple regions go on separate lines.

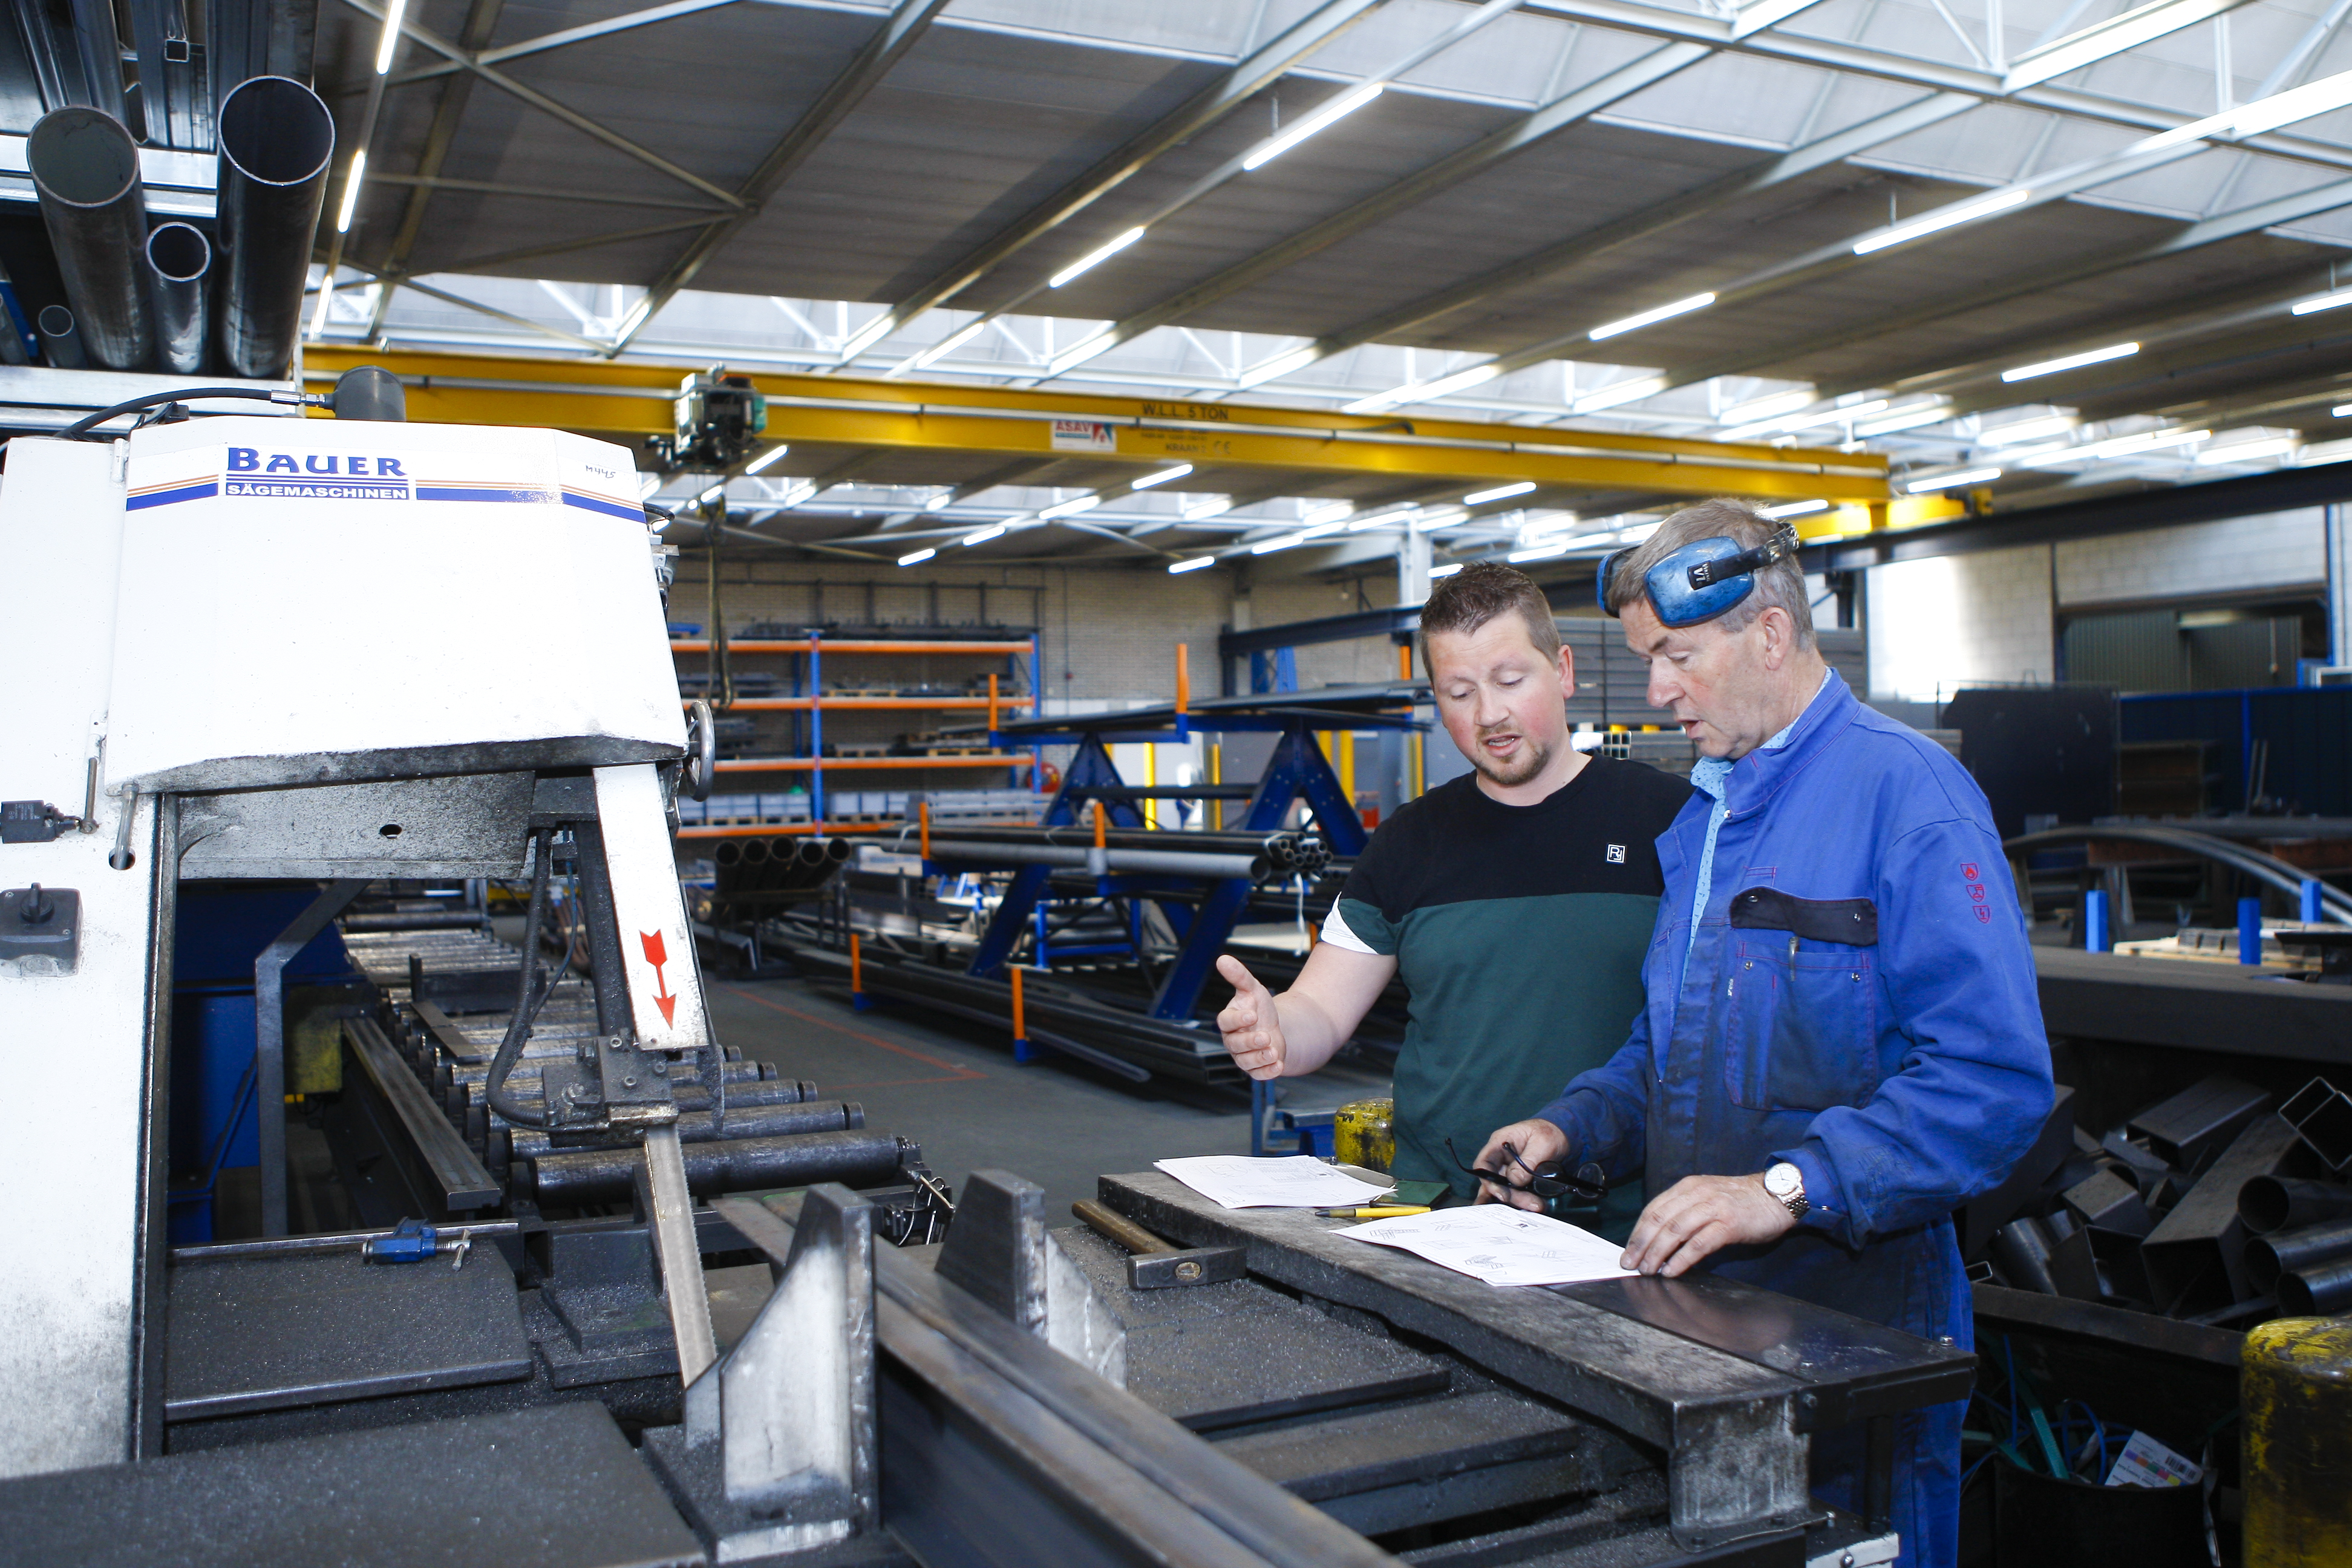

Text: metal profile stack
xmin=340 ymin=927 xmax=929 ymax=1216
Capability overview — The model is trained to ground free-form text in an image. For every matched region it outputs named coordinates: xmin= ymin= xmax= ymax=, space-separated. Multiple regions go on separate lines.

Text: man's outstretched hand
xmin=1214 ymin=955 xmax=1287 ymax=1080
xmin=1619 ymin=1174 xmax=1797 ymax=1276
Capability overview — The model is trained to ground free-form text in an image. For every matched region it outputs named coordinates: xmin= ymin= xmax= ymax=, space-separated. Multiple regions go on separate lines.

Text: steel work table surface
xmin=0 ymin=1403 xmax=702 ymax=1567
xmin=1099 ymin=1171 xmax=1973 ymax=1546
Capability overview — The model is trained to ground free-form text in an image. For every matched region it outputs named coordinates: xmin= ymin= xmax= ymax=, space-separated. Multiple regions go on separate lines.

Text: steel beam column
xmin=253 ymin=877 xmax=368 ymax=1236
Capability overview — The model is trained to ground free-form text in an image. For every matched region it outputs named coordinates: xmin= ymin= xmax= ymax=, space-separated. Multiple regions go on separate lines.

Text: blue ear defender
xmin=1598 ymin=523 xmax=1800 ymax=628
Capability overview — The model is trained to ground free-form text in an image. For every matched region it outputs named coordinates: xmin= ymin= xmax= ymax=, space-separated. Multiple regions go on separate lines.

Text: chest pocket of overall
xmin=1721 ymin=886 xmax=1881 ymax=1112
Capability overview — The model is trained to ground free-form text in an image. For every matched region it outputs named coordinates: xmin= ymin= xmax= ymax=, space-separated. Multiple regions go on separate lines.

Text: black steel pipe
xmin=528 ymin=1127 xmax=916 ymax=1205
xmin=2278 ymin=1256 xmax=2352 ymax=1316
xmin=908 ymin=823 xmax=1321 ymax=867
xmin=2240 ymin=1177 xmax=2352 ymax=1236
xmin=36 ymin=305 xmax=84 ymax=367
xmin=508 ymin=1098 xmax=863 ymax=1163
xmin=2249 ymin=1217 xmax=2352 ymax=1293
xmin=214 ymin=76 xmax=333 ymax=379
xmin=27 ymin=108 xmax=150 ymax=370
xmin=145 ymin=221 xmax=210 ymax=374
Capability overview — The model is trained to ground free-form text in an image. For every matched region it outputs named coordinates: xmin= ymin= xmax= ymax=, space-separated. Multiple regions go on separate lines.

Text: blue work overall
xmin=1539 ymin=669 xmax=2055 ymax=1568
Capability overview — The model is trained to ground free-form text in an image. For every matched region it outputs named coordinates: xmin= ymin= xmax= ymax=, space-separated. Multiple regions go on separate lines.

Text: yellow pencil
xmin=1317 ymin=1205 xmax=1433 ymax=1218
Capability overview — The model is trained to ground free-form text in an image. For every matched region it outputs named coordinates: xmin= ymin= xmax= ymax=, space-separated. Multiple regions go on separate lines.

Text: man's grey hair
xmin=1604 ymin=497 xmax=1815 ymax=647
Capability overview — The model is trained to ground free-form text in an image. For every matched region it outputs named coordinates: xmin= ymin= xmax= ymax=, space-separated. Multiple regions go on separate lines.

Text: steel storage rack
xmin=670 ymin=627 xmax=1045 ymax=840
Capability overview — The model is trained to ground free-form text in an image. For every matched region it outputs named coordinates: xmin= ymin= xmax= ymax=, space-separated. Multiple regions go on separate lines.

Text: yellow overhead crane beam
xmin=302 ymin=346 xmax=1913 ymax=513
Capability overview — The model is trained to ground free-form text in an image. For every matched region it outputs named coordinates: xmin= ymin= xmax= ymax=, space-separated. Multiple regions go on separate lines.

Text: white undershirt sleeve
xmin=1318 ymin=897 xmax=1378 ymax=955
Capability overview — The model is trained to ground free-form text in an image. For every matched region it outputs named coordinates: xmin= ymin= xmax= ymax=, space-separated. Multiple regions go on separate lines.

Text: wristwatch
xmin=1763 ymin=1161 xmax=1809 ymax=1220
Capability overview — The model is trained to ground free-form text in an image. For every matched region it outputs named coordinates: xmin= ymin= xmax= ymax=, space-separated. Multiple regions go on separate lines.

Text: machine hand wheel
xmin=684 ymin=698 xmax=716 ymax=802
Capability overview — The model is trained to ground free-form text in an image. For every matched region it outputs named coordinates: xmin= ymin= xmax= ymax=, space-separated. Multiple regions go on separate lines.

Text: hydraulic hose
xmin=484 ymin=827 xmax=557 ymax=1129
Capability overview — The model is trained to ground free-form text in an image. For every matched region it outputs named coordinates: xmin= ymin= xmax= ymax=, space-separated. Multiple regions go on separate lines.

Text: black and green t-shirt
xmin=1326 ymin=756 xmax=1691 ymax=1232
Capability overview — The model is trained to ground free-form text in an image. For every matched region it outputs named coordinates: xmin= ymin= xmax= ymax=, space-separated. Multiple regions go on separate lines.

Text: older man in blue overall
xmin=1476 ymin=498 xmax=2054 ymax=1568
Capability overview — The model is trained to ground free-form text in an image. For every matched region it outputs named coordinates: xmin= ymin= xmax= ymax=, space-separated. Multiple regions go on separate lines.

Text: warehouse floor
xmin=707 ymin=976 xmax=1395 ymax=1218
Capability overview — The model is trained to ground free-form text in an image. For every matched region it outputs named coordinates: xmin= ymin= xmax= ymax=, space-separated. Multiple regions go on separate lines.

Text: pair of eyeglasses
xmin=1444 ymin=1137 xmax=1606 ymax=1203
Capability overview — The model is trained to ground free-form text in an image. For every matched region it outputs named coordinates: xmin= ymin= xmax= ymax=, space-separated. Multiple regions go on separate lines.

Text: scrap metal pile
xmin=1967 ymin=1072 xmax=2352 ymax=1326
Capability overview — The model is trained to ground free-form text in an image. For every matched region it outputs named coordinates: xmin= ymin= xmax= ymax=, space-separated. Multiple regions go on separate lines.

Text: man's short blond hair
xmin=1605 ymin=497 xmax=1814 ymax=646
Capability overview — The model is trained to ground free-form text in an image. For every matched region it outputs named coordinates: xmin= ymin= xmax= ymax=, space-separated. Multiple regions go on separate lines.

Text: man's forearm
xmin=1272 ymin=990 xmax=1349 ymax=1076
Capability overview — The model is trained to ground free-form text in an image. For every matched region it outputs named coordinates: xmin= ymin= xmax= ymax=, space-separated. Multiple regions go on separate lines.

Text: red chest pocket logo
xmin=1975 ymin=906 xmax=1993 ymax=924
xmin=1961 ymin=862 xmax=1981 ymax=881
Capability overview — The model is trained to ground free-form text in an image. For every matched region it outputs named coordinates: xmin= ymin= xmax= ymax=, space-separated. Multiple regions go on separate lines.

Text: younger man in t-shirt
xmin=1215 ymin=563 xmax=1689 ymax=1230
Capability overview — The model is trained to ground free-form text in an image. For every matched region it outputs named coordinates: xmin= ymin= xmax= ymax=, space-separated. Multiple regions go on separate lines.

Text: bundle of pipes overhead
xmin=343 ymin=927 xmax=930 ymax=1211
xmin=21 ymin=76 xmax=331 ymax=377
xmin=903 ymin=822 xmax=1332 ymax=883
xmin=711 ymin=835 xmax=853 ymax=913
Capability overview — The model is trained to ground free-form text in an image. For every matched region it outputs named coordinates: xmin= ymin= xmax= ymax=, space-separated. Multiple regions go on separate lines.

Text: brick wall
xmin=2054 ymin=508 xmax=2326 ymax=607
xmin=1867 ymin=544 xmax=2054 ymax=701
xmin=1864 ymin=509 xmax=2335 ymax=701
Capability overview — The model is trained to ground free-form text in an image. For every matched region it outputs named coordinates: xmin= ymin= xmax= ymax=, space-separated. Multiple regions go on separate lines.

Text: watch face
xmin=1765 ymin=1164 xmax=1798 ymax=1198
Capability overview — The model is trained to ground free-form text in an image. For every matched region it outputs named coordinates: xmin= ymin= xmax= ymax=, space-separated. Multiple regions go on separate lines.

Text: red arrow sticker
xmin=640 ymin=929 xmax=677 ymax=1026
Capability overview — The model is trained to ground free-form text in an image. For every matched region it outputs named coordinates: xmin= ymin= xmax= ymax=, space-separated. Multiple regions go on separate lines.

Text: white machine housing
xmin=109 ymin=416 xmax=681 ymax=792
xmin=0 ymin=416 xmax=693 ymax=1480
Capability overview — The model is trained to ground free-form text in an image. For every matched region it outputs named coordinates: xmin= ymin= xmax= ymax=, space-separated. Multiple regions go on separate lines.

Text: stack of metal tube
xmin=906 ymin=822 xmax=1330 ymax=883
xmin=24 ymin=76 xmax=332 ymax=377
xmin=711 ymin=835 xmax=852 ymax=913
xmin=342 ymin=927 xmax=922 ymax=1212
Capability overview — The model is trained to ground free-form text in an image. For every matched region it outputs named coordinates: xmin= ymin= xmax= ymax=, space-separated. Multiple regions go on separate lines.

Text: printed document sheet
xmin=1154 ymin=1155 xmax=1392 ymax=1209
xmin=1339 ymin=1204 xmax=1639 ymax=1287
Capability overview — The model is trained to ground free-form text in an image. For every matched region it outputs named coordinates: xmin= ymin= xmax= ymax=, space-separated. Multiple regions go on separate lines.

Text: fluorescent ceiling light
xmin=335 ymin=150 xmax=367 ymax=233
xmin=1348 ymin=508 xmax=1417 ymax=532
xmin=1131 ymin=464 xmax=1191 ymax=489
xmin=1048 ymin=335 xmax=1117 ymax=377
xmin=745 ymin=443 xmax=791 ymax=475
xmin=1530 ymin=531 xmax=1622 ymax=552
xmin=1169 ymin=555 xmax=1217 ymax=573
xmin=1759 ymin=499 xmax=1828 ymax=518
xmin=1464 ymin=481 xmax=1536 ymax=505
xmin=1574 ymin=376 xmax=1668 ymax=414
xmin=1855 ymin=403 xmax=1950 ymax=437
xmin=1590 ymin=292 xmax=1715 ymax=342
xmin=1250 ymin=532 xmax=1310 ymax=555
xmin=838 ymin=312 xmax=896 ymax=359
xmin=1347 ymin=362 xmax=1503 ymax=413
xmin=906 ymin=318 xmax=988 ymax=370
xmin=1039 ymin=495 xmax=1101 ymax=520
xmin=2334 ymin=404 xmax=2352 ymax=418
xmin=920 ymin=489 xmax=953 ymax=512
xmin=1508 ymin=541 xmax=1571 ymax=562
xmin=1240 ymin=345 xmax=1321 ymax=388
xmin=2002 ymin=342 xmax=2138 ymax=382
xmin=2196 ymin=437 xmax=2298 ymax=465
xmin=2022 ymin=426 xmax=2209 ymax=466
xmin=961 ymin=523 xmax=1007 ymax=545
xmin=2004 ymin=0 xmax=2241 ymax=91
xmin=1852 ymin=188 xmax=2033 ymax=256
xmin=1519 ymin=511 xmax=1583 ymax=539
xmin=1242 ymin=83 xmax=1383 ymax=171
xmin=1301 ymin=500 xmax=1353 ymax=526
xmin=2145 ymin=67 xmax=2352 ymax=152
xmin=1416 ymin=505 xmax=1469 ymax=529
xmin=374 ymin=0 xmax=408 ymax=73
xmin=1981 ymin=414 xmax=2077 ymax=445
xmin=1721 ymin=389 xmax=1815 ymax=425
xmin=1182 ymin=495 xmax=1232 ymax=520
xmin=1428 ymin=562 xmax=1464 ymax=579
xmin=1050 ymin=226 xmax=1147 ymax=289
xmin=1906 ymin=467 xmax=2002 ymax=492
xmin=697 ymin=482 xmax=727 ymax=506
xmin=1298 ymin=518 xmax=1351 ymax=541
xmin=1722 ymin=399 xmax=1888 ymax=441
xmin=2294 ymin=288 xmax=2352 ymax=317
xmin=898 ymin=547 xmax=936 ymax=566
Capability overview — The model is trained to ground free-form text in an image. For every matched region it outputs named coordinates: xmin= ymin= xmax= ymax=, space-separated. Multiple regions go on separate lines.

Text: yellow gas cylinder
xmin=1334 ymin=1098 xmax=1395 ymax=1174
xmin=2244 ymin=1315 xmax=2352 ymax=1566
